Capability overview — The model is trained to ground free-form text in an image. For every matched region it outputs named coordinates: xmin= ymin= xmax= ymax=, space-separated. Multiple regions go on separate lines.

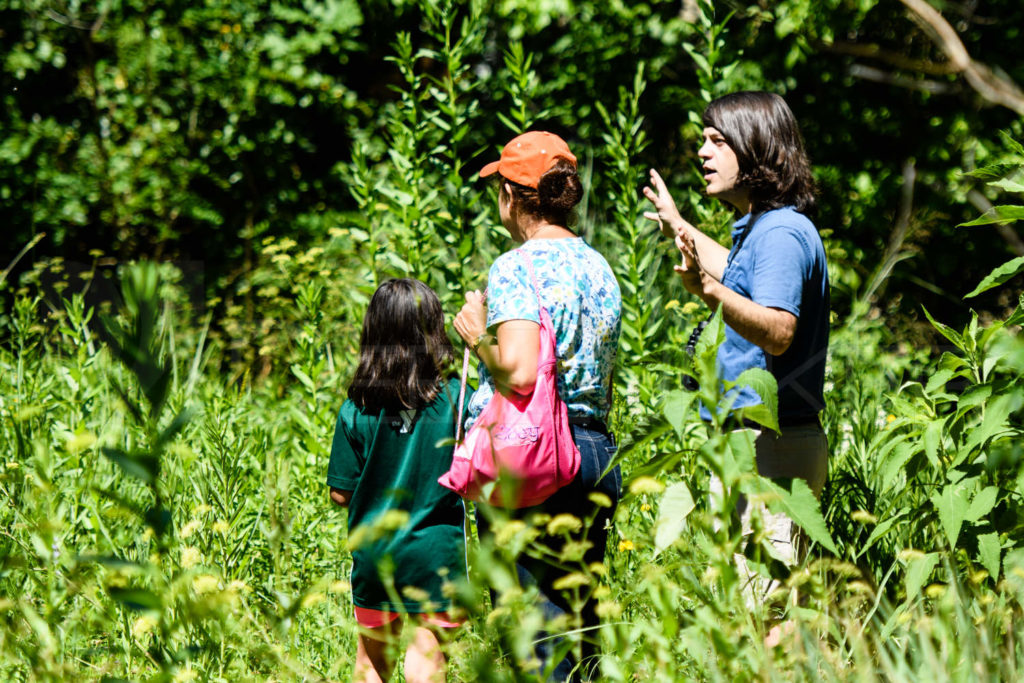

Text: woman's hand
xmin=453 ymin=290 xmax=487 ymax=348
xmin=454 ymin=289 xmax=539 ymax=395
xmin=643 ymin=168 xmax=696 ymax=238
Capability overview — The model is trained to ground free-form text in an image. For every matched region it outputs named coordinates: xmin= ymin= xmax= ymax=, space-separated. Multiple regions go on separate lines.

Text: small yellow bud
xmin=850 ymin=510 xmax=878 ymax=525
xmin=301 ymin=592 xmax=326 ymax=609
xmin=546 ymin=514 xmax=583 ymax=535
xmin=595 ymin=601 xmax=622 ymax=619
xmin=552 ymin=572 xmax=590 ymax=590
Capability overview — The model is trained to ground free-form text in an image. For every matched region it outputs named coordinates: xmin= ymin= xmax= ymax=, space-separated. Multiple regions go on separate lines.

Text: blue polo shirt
xmin=706 ymin=207 xmax=830 ymax=423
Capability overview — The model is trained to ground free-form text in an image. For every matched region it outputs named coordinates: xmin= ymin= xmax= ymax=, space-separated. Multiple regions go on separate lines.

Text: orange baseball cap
xmin=479 ymin=131 xmax=577 ymax=189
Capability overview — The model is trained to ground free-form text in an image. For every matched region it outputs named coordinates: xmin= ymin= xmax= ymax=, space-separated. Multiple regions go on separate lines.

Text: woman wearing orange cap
xmin=453 ymin=131 xmax=622 ymax=680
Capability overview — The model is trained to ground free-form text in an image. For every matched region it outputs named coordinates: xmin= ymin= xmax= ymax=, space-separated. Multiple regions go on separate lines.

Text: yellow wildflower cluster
xmin=180 ymin=547 xmax=202 ymax=569
xmin=681 ymin=301 xmax=702 ymax=315
xmin=173 ymin=668 xmax=199 ymax=683
xmin=132 ymin=615 xmax=158 ymax=639
xmin=65 ymin=432 xmax=97 ymax=454
xmin=179 ymin=519 xmax=201 ymax=539
xmin=192 ymin=574 xmax=220 ymax=595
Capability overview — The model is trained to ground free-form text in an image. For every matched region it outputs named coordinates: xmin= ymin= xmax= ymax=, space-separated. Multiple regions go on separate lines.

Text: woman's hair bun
xmin=537 ymin=159 xmax=583 ymax=213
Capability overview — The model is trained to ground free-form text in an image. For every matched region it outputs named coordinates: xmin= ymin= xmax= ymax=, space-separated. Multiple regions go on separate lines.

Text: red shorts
xmin=354 ymin=606 xmax=462 ymax=629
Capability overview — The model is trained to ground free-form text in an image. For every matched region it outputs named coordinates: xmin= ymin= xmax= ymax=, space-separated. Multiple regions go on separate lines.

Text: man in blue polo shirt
xmin=644 ymin=91 xmax=830 ymax=594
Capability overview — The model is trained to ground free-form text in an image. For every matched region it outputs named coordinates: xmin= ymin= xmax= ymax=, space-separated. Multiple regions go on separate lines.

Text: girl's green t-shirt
xmin=327 ymin=378 xmax=466 ymax=613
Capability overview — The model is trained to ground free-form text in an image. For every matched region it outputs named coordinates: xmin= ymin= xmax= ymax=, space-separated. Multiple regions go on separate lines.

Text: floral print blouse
xmin=466 ymin=237 xmax=621 ymax=427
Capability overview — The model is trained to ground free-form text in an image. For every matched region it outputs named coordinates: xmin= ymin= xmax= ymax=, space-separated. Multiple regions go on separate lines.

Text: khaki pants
xmin=711 ymin=422 xmax=829 ymax=605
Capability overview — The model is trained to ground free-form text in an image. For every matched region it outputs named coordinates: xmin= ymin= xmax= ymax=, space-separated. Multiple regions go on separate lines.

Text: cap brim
xmin=478 ymin=160 xmax=501 ymax=179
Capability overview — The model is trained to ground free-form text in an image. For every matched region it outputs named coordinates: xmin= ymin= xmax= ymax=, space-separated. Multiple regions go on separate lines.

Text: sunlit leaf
xmin=921 ymin=306 xmax=962 ymax=348
xmin=961 ymin=163 xmax=1017 ymax=181
xmin=966 ymin=486 xmax=999 ymax=523
xmin=653 ymin=482 xmax=695 ymax=555
xmin=904 ymin=552 xmax=939 ymax=599
xmin=931 ymin=485 xmax=970 ymax=548
xmin=759 ymin=477 xmax=838 ymax=555
xmin=959 ymin=205 xmax=1024 ymax=227
xmin=101 ymin=448 xmax=156 ymax=483
xmin=731 ymin=368 xmax=779 ymax=434
xmin=109 ymin=587 xmax=162 ymax=612
xmin=662 ymin=390 xmax=696 ymax=439
xmin=978 ymin=532 xmax=1002 ymax=581
xmin=964 ymin=255 xmax=1024 ymax=298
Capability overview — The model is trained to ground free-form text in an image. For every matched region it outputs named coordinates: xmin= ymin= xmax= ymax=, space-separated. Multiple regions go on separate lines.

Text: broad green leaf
xmin=77 ymin=555 xmax=148 ymax=571
xmin=101 ymin=448 xmax=156 ymax=483
xmin=998 ymin=130 xmax=1024 ymax=156
xmin=931 ymin=485 xmax=970 ymax=548
xmin=1006 ymin=550 xmax=1024 ymax=593
xmin=291 ymin=365 xmax=316 ymax=392
xmin=724 ymin=429 xmax=757 ymax=484
xmin=662 ymin=390 xmax=696 ymax=439
xmin=109 ymin=587 xmax=162 ymax=612
xmin=990 ymin=178 xmax=1024 ymax=193
xmin=924 ymin=368 xmax=955 ymax=395
xmin=760 ymin=477 xmax=838 ymax=555
xmin=961 ymin=163 xmax=1017 ymax=181
xmin=857 ymin=510 xmax=907 ymax=560
xmin=904 ymin=552 xmax=939 ymax=599
xmin=955 ymin=384 xmax=993 ymax=418
xmin=964 ymin=255 xmax=1024 ymax=298
xmin=921 ymin=306 xmax=962 ymax=349
xmin=653 ymin=482 xmax=696 ymax=555
xmin=959 ymin=205 xmax=1024 ymax=227
xmin=937 ymin=351 xmax=967 ymax=374
xmin=732 ymin=367 xmax=779 ymax=433
xmin=965 ymin=486 xmax=999 ymax=523
xmin=978 ymin=531 xmax=1001 ymax=580
xmin=156 ymin=409 xmax=192 ymax=449
xmin=923 ymin=419 xmax=944 ymax=464
xmin=880 ymin=603 xmax=911 ymax=640
xmin=879 ymin=439 xmax=917 ymax=493
xmin=963 ymin=395 xmax=1013 ymax=454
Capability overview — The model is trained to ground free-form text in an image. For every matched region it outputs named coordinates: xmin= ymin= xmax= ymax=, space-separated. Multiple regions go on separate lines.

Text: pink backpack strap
xmin=457 ymin=251 xmax=539 ymax=443
xmin=455 ymin=346 xmax=470 ymax=442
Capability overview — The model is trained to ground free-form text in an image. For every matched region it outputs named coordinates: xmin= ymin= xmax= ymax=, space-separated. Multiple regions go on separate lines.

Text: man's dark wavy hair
xmin=703 ymin=91 xmax=817 ymax=215
xmin=348 ymin=278 xmax=454 ymax=413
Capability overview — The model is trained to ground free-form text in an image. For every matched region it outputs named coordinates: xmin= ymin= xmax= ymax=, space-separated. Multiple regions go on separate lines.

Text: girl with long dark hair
xmin=327 ymin=278 xmax=466 ymax=683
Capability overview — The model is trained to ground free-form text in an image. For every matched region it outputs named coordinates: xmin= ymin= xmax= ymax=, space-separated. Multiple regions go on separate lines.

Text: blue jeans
xmin=478 ymin=424 xmax=622 ymax=681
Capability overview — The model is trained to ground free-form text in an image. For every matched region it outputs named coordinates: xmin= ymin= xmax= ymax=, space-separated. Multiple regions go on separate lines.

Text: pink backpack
xmin=438 ymin=251 xmax=581 ymax=508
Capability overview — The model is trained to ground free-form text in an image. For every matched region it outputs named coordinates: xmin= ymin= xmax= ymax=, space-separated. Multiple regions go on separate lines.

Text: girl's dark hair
xmin=501 ymin=158 xmax=583 ymax=226
xmin=703 ymin=91 xmax=817 ymax=214
xmin=348 ymin=278 xmax=454 ymax=413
